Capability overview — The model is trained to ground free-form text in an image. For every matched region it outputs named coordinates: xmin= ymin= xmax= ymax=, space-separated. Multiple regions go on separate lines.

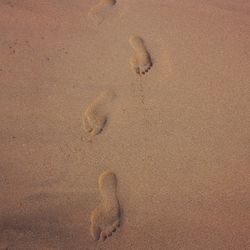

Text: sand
xmin=0 ymin=0 xmax=250 ymax=249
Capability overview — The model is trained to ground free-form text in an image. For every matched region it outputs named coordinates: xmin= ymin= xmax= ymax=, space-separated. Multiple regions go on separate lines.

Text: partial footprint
xmin=83 ymin=90 xmax=115 ymax=135
xmin=88 ymin=0 xmax=116 ymax=25
xmin=90 ymin=171 xmax=121 ymax=241
xmin=129 ymin=35 xmax=152 ymax=76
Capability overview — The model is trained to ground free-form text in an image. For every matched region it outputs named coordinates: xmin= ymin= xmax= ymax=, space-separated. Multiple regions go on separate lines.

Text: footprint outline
xmin=129 ymin=35 xmax=152 ymax=76
xmin=88 ymin=0 xmax=117 ymax=26
xmin=90 ymin=171 xmax=121 ymax=241
xmin=83 ymin=90 xmax=116 ymax=135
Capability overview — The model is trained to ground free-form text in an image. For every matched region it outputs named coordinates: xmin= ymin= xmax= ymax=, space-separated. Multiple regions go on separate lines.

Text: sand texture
xmin=0 ymin=0 xmax=250 ymax=249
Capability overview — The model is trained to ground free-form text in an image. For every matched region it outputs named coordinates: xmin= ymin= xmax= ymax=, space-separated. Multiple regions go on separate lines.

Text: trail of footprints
xmin=84 ymin=0 xmax=153 ymax=243
xmin=83 ymin=36 xmax=152 ymax=136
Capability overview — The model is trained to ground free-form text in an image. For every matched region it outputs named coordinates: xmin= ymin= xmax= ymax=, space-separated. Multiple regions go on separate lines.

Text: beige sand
xmin=0 ymin=0 xmax=250 ymax=249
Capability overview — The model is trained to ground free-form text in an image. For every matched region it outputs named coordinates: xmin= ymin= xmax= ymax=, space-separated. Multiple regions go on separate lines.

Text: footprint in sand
xmin=129 ymin=35 xmax=152 ymax=76
xmin=90 ymin=171 xmax=121 ymax=241
xmin=83 ymin=90 xmax=115 ymax=135
xmin=88 ymin=0 xmax=116 ymax=25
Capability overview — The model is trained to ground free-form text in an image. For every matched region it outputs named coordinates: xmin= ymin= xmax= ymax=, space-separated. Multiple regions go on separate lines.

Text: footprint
xmin=88 ymin=0 xmax=116 ymax=25
xmin=90 ymin=171 xmax=121 ymax=241
xmin=83 ymin=90 xmax=115 ymax=135
xmin=129 ymin=35 xmax=152 ymax=76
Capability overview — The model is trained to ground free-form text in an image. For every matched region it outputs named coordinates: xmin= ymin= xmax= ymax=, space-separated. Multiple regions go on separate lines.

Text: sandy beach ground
xmin=0 ymin=0 xmax=250 ymax=249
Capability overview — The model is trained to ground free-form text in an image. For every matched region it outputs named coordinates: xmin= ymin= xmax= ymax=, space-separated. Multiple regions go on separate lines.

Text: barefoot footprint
xmin=88 ymin=0 xmax=116 ymax=25
xmin=90 ymin=171 xmax=121 ymax=241
xmin=129 ymin=35 xmax=152 ymax=76
xmin=83 ymin=90 xmax=115 ymax=135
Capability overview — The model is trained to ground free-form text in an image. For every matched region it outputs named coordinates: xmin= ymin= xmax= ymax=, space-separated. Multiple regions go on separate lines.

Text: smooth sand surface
xmin=0 ymin=0 xmax=250 ymax=249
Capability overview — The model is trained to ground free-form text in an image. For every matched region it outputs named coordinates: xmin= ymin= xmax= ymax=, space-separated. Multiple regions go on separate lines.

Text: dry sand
xmin=0 ymin=0 xmax=250 ymax=249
